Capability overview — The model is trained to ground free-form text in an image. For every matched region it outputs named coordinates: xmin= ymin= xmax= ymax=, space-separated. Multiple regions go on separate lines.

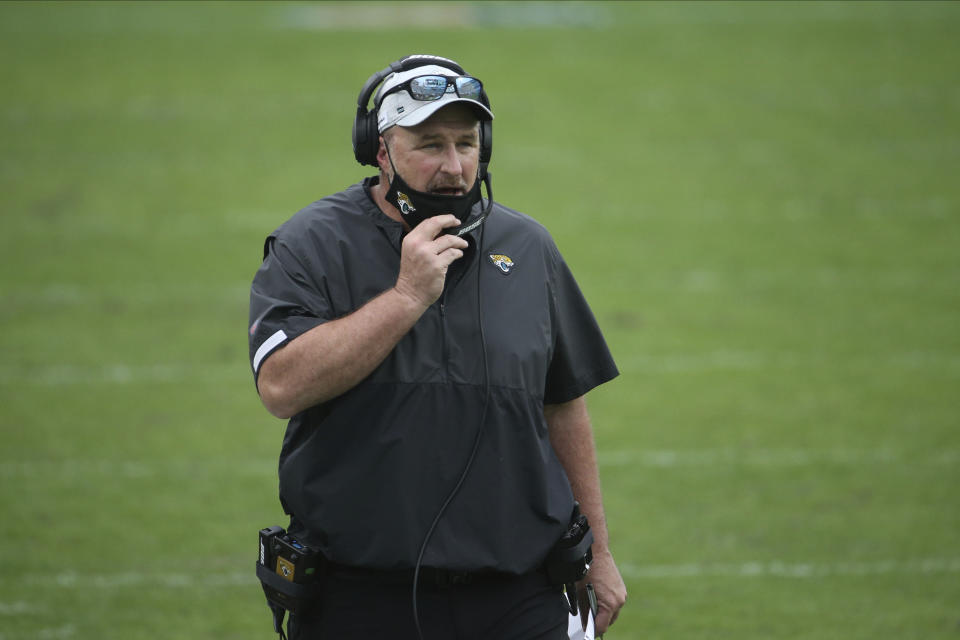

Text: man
xmin=249 ymin=54 xmax=626 ymax=639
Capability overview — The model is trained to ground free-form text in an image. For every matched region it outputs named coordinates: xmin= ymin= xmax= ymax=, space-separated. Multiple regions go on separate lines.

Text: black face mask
xmin=384 ymin=146 xmax=483 ymax=233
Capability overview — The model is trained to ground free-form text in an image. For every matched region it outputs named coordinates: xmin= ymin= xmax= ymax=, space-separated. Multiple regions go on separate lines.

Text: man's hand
xmin=257 ymin=215 xmax=466 ymax=417
xmin=394 ymin=214 xmax=469 ymax=308
xmin=545 ymin=396 xmax=626 ymax=635
xmin=585 ymin=548 xmax=627 ymax=634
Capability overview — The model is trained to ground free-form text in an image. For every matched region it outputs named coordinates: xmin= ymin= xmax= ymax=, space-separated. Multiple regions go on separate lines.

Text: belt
xmin=327 ymin=563 xmax=524 ymax=588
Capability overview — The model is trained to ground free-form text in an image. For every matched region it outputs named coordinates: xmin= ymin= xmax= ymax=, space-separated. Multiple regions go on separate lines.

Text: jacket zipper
xmin=438 ymin=245 xmax=473 ymax=382
xmin=439 ymin=292 xmax=449 ymax=381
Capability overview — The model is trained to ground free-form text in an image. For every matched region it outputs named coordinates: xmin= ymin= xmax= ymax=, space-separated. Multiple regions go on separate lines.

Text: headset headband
xmin=360 ymin=55 xmax=467 ymax=112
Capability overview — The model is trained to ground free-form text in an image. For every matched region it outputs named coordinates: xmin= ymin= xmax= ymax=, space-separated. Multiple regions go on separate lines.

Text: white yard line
xmin=4 ymin=348 xmax=958 ymax=386
xmin=0 ymin=458 xmax=275 ymax=479
xmin=0 ymin=601 xmax=41 ymax=615
xmin=3 ymin=282 xmax=250 ymax=305
xmin=620 ymin=558 xmax=960 ymax=579
xmin=597 ymin=447 xmax=926 ymax=467
xmin=617 ymin=350 xmax=960 ymax=374
xmin=1 ymin=447 xmax=955 ymax=479
xmin=0 ymin=363 xmax=246 ymax=386
xmin=39 ymin=571 xmax=251 ymax=589
xmin=3 ymin=560 xmax=957 ymax=593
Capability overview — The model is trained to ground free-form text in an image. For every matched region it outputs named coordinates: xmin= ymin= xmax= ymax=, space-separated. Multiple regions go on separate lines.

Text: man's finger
xmin=439 ymin=247 xmax=465 ymax=265
xmin=595 ymin=606 xmax=613 ymax=634
xmin=415 ymin=214 xmax=461 ymax=239
xmin=432 ymin=233 xmax=469 ymax=254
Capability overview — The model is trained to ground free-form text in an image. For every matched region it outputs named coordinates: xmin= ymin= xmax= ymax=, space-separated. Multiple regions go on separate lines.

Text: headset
xmin=352 ymin=54 xmax=493 ymax=180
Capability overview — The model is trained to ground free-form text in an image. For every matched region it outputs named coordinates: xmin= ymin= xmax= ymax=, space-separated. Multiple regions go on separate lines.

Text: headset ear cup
xmin=480 ymin=120 xmax=492 ymax=166
xmin=364 ymin=112 xmax=381 ymax=167
xmin=478 ymin=119 xmax=493 ymax=179
xmin=351 ymin=108 xmax=365 ymax=165
xmin=352 ymin=109 xmax=380 ymax=167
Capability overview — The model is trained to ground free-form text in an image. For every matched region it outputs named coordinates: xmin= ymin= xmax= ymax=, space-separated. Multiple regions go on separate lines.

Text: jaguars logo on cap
xmin=489 ymin=254 xmax=514 ymax=274
xmin=396 ymin=192 xmax=416 ymax=215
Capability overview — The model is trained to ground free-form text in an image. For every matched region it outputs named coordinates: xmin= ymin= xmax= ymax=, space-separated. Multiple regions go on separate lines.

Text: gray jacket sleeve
xmin=248 ymin=235 xmax=332 ymax=382
xmin=543 ymin=248 xmax=619 ymax=404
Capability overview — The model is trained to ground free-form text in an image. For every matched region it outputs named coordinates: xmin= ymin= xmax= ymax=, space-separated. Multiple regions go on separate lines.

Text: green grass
xmin=1 ymin=1 xmax=958 ymax=638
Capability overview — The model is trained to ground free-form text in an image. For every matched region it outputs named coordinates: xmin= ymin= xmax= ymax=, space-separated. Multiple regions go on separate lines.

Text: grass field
xmin=1 ymin=1 xmax=958 ymax=638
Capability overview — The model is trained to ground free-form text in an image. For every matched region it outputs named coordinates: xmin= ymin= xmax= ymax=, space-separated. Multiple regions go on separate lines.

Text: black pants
xmin=288 ymin=567 xmax=569 ymax=640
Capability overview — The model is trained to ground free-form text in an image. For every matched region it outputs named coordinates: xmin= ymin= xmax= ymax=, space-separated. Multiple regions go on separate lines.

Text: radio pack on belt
xmin=256 ymin=525 xmax=325 ymax=639
xmin=544 ymin=502 xmax=594 ymax=615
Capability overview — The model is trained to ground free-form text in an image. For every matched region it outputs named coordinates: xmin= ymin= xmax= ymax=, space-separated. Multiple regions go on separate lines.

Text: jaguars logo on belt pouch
xmin=489 ymin=254 xmax=514 ymax=274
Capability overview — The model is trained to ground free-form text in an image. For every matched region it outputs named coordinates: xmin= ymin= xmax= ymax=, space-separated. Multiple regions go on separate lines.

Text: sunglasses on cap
xmin=381 ymin=75 xmax=484 ymax=103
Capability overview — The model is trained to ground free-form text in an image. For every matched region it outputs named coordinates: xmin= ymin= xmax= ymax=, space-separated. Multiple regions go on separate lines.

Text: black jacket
xmin=248 ymin=179 xmax=617 ymax=573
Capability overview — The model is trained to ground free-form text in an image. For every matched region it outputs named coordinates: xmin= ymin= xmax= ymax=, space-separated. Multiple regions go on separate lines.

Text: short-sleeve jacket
xmin=248 ymin=179 xmax=618 ymax=574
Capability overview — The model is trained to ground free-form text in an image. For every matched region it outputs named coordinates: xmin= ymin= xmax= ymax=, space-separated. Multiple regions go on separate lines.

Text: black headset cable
xmin=411 ymin=176 xmax=493 ymax=640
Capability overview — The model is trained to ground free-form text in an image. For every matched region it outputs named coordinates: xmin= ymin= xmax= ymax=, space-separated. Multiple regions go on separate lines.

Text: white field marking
xmin=619 ymin=351 xmax=768 ymax=373
xmin=0 ymin=363 xmax=247 ymax=386
xmin=670 ymin=266 xmax=960 ymax=293
xmin=597 ymin=447 xmax=957 ymax=468
xmin=277 ymin=2 xmax=613 ymax=30
xmin=37 ymin=626 xmax=75 ymax=640
xmin=14 ymin=571 xmax=253 ymax=589
xmin=933 ymin=449 xmax=960 ymax=465
xmin=7 ymin=560 xmax=958 ymax=591
xmin=279 ymin=3 xmax=472 ymax=29
xmin=617 ymin=350 xmax=960 ymax=374
xmin=3 ymin=282 xmax=250 ymax=306
xmin=0 ymin=601 xmax=42 ymax=615
xmin=1 ymin=627 xmax=78 ymax=640
xmin=620 ymin=558 xmax=960 ymax=580
xmin=0 ymin=458 xmax=276 ymax=479
xmin=2 ymin=447 xmax=953 ymax=481
xmin=7 ymin=349 xmax=957 ymax=387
